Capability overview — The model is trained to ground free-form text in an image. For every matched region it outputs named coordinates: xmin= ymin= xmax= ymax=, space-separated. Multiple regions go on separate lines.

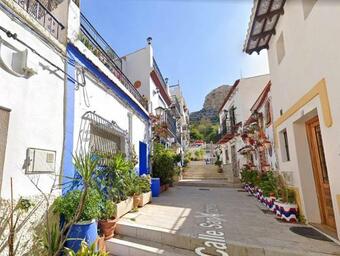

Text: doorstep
xmin=310 ymin=223 xmax=340 ymax=244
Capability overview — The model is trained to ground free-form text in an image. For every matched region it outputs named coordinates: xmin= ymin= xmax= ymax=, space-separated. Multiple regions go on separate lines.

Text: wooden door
xmin=231 ymin=145 xmax=238 ymax=177
xmin=306 ymin=117 xmax=336 ymax=230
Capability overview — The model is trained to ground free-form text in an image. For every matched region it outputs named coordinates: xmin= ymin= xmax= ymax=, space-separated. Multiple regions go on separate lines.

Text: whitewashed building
xmin=240 ymin=82 xmax=278 ymax=172
xmin=0 ymin=0 xmax=68 ymax=198
xmin=169 ymin=83 xmax=190 ymax=153
xmin=121 ymin=40 xmax=177 ymax=148
xmin=244 ymin=0 xmax=340 ymax=239
xmin=217 ymin=74 xmax=269 ymax=177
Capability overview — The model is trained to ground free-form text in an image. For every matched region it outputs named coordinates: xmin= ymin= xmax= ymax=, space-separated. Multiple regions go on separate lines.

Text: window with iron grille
xmin=77 ymin=112 xmax=127 ymax=156
xmin=89 ymin=124 xmax=121 ymax=154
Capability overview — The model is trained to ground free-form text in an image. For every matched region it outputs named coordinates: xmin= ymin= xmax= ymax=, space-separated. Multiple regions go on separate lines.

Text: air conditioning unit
xmin=26 ymin=148 xmax=56 ymax=174
xmin=0 ymin=37 xmax=37 ymax=78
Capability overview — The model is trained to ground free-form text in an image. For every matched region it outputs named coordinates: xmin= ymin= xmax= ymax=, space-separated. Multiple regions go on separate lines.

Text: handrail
xmin=153 ymin=58 xmax=167 ymax=91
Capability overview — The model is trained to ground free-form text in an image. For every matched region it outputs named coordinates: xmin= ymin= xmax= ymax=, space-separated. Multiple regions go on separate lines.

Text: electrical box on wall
xmin=26 ymin=148 xmax=56 ymax=174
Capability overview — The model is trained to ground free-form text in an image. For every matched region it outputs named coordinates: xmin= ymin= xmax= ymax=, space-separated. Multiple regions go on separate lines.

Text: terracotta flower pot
xmin=165 ymin=184 xmax=169 ymax=190
xmin=98 ymin=219 xmax=117 ymax=240
xmin=133 ymin=194 xmax=142 ymax=208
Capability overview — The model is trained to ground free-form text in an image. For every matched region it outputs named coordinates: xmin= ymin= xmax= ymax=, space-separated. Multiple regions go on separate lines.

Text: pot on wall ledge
xmin=133 ymin=194 xmax=142 ymax=208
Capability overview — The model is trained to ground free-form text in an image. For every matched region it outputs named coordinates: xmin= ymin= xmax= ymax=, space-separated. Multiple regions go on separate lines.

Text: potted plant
xmin=139 ymin=175 xmax=152 ymax=207
xmin=215 ymin=159 xmax=223 ymax=173
xmin=98 ymin=199 xmax=117 ymax=240
xmin=95 ymin=152 xmax=134 ymax=219
xmin=54 ymin=189 xmax=102 ymax=253
xmin=124 ymin=171 xmax=142 ymax=210
xmin=152 ymin=143 xmax=176 ymax=192
xmin=258 ymin=171 xmax=278 ymax=210
xmin=278 ymin=188 xmax=298 ymax=223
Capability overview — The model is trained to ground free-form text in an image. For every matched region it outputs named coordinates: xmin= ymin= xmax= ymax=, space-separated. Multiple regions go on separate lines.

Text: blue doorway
xmin=139 ymin=141 xmax=148 ymax=175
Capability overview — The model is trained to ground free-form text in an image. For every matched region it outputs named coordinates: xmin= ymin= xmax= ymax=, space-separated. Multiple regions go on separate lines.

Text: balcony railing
xmin=220 ymin=125 xmax=233 ymax=136
xmin=80 ymin=13 xmax=148 ymax=109
xmin=13 ymin=0 xmax=65 ymax=41
xmin=171 ymin=96 xmax=181 ymax=117
xmin=161 ymin=110 xmax=177 ymax=138
xmin=153 ymin=58 xmax=167 ymax=91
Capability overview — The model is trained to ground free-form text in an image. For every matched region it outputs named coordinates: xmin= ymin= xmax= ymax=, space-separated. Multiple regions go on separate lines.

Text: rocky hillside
xmin=190 ymin=85 xmax=231 ymax=124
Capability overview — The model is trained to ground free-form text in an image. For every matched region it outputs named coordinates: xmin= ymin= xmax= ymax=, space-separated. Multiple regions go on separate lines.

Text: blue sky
xmin=82 ymin=0 xmax=269 ymax=112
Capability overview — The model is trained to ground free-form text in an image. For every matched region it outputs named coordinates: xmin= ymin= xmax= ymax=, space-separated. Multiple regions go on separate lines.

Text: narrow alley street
xmin=108 ymin=162 xmax=340 ymax=256
xmin=2 ymin=1 xmax=340 ymax=255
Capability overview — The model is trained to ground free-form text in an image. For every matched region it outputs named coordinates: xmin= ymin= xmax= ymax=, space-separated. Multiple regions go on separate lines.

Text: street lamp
xmin=155 ymin=106 xmax=165 ymax=117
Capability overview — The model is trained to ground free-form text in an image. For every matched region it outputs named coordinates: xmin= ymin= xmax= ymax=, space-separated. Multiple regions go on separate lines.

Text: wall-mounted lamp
xmin=155 ymin=106 xmax=165 ymax=116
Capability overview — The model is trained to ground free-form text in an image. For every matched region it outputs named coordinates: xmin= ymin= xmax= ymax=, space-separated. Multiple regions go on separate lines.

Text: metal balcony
xmin=13 ymin=0 xmax=65 ymax=41
xmin=153 ymin=58 xmax=167 ymax=91
xmin=79 ymin=13 xmax=148 ymax=109
xmin=161 ymin=110 xmax=177 ymax=138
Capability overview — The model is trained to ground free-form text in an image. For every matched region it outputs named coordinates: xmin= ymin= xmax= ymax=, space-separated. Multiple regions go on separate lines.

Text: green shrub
xmin=95 ymin=152 xmax=135 ymax=203
xmin=214 ymin=160 xmax=222 ymax=167
xmin=54 ymin=189 xmax=102 ymax=222
xmin=124 ymin=171 xmax=142 ymax=196
xmin=259 ymin=171 xmax=278 ymax=197
xmin=139 ymin=175 xmax=151 ymax=193
xmin=99 ymin=200 xmax=116 ymax=220
xmin=152 ymin=143 xmax=176 ymax=185
xmin=240 ymin=167 xmax=260 ymax=186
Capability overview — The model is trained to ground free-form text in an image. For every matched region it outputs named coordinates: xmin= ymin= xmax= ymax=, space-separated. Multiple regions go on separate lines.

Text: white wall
xmin=0 ymin=10 xmax=65 ymax=198
xmin=267 ymin=0 xmax=340 ymax=236
xmin=73 ymin=72 xmax=149 ymax=172
xmin=122 ymin=46 xmax=152 ymax=103
xmin=219 ymin=75 xmax=269 ymax=168
xmin=238 ymin=75 xmax=270 ymax=122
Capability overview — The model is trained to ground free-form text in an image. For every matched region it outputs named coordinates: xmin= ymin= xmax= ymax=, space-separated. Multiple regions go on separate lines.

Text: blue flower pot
xmin=65 ymin=219 xmax=98 ymax=252
xmin=151 ymin=178 xmax=160 ymax=197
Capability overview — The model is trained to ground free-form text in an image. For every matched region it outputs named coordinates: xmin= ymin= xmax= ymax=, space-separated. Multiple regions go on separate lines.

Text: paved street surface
xmin=109 ymin=163 xmax=340 ymax=256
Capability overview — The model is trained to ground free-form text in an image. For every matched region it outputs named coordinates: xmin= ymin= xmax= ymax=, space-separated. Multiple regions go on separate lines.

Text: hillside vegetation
xmin=190 ymin=118 xmax=219 ymax=143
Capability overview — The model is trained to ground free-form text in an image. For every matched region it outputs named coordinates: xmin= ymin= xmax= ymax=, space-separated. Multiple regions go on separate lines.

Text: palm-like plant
xmin=65 ymin=240 xmax=108 ymax=256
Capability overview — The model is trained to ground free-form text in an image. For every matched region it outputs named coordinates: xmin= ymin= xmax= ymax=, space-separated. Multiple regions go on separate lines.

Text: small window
xmin=276 ymin=32 xmax=285 ymax=64
xmin=90 ymin=124 xmax=122 ymax=154
xmin=265 ymin=100 xmax=272 ymax=126
xmin=302 ymin=0 xmax=317 ymax=19
xmin=225 ymin=149 xmax=229 ymax=162
xmin=279 ymin=129 xmax=290 ymax=162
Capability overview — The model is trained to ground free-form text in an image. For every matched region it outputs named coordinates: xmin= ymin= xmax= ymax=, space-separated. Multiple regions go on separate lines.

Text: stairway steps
xmin=113 ymin=221 xmax=223 ymax=256
xmin=106 ymin=235 xmax=196 ymax=256
xmin=177 ymin=181 xmax=241 ymax=188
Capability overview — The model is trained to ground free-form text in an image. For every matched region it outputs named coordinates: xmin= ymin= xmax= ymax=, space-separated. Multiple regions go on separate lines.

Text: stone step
xmin=177 ymin=180 xmax=242 ymax=188
xmin=106 ymin=235 xmax=196 ymax=256
xmin=112 ymin=221 xmax=315 ymax=256
xmin=114 ymin=220 xmax=223 ymax=256
xmin=182 ymin=177 xmax=229 ymax=180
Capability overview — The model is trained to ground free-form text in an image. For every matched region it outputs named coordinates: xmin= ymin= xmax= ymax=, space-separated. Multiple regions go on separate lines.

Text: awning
xmin=244 ymin=0 xmax=286 ymax=55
